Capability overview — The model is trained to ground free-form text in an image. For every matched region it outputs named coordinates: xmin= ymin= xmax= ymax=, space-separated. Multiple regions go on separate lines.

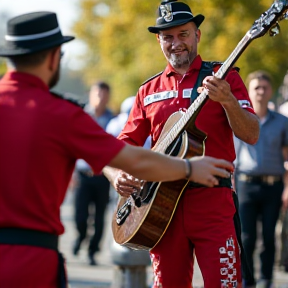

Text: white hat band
xmin=5 ymin=27 xmax=61 ymax=42
xmin=172 ymin=11 xmax=193 ymax=17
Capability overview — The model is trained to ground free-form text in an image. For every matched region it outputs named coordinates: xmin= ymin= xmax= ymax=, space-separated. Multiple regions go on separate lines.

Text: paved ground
xmin=60 ymin=190 xmax=288 ymax=288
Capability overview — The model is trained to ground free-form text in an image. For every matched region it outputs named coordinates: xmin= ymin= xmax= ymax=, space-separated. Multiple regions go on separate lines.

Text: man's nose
xmin=171 ymin=36 xmax=182 ymax=47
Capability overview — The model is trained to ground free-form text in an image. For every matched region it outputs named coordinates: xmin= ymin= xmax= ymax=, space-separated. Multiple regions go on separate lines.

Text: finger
xmin=205 ymin=176 xmax=219 ymax=187
xmin=211 ymin=158 xmax=234 ymax=172
xmin=118 ymin=191 xmax=132 ymax=198
xmin=117 ymin=185 xmax=134 ymax=197
xmin=203 ymin=77 xmax=218 ymax=88
xmin=197 ymin=87 xmax=205 ymax=93
xmin=116 ymin=182 xmax=135 ymax=193
xmin=211 ymin=167 xmax=231 ymax=178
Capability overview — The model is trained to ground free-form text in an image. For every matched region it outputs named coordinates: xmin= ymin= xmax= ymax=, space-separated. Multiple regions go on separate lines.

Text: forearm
xmin=284 ymin=170 xmax=288 ymax=187
xmin=102 ymin=165 xmax=120 ymax=185
xmin=108 ymin=145 xmax=187 ymax=182
xmin=282 ymin=146 xmax=288 ymax=194
xmin=222 ymin=96 xmax=260 ymax=144
xmin=282 ymin=170 xmax=288 ymax=209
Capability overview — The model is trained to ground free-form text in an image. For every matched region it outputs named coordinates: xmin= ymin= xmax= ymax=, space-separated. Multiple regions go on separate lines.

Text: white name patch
xmin=182 ymin=88 xmax=193 ymax=98
xmin=144 ymin=90 xmax=178 ymax=106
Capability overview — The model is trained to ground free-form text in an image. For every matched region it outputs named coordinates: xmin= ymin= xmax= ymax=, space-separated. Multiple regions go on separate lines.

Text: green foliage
xmin=0 ymin=59 xmax=6 ymax=77
xmin=73 ymin=0 xmax=288 ymax=109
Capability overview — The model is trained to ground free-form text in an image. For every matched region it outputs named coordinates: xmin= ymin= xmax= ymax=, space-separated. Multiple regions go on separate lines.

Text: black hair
xmin=93 ymin=81 xmax=110 ymax=92
xmin=7 ymin=47 xmax=57 ymax=68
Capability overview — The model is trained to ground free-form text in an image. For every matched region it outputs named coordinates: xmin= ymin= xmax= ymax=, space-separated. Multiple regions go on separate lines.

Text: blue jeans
xmin=236 ymin=178 xmax=283 ymax=285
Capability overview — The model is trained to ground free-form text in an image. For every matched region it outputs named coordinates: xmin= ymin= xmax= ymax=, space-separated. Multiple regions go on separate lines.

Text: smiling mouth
xmin=172 ymin=50 xmax=187 ymax=55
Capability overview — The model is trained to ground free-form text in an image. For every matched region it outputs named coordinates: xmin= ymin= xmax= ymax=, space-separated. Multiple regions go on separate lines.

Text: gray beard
xmin=169 ymin=53 xmax=192 ymax=70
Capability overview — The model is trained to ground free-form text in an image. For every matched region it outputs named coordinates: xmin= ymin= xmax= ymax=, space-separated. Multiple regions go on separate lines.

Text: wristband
xmin=184 ymin=159 xmax=192 ymax=179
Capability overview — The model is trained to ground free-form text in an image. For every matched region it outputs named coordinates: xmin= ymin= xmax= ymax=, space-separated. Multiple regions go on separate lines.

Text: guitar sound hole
xmin=140 ymin=181 xmax=158 ymax=204
xmin=165 ymin=135 xmax=182 ymax=156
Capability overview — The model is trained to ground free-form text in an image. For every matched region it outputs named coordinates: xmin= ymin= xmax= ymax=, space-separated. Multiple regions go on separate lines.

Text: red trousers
xmin=0 ymin=245 xmax=59 ymax=288
xmin=150 ymin=187 xmax=242 ymax=288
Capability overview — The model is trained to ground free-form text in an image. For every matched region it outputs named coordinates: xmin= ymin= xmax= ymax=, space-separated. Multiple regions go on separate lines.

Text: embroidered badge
xmin=219 ymin=236 xmax=237 ymax=288
xmin=144 ymin=90 xmax=178 ymax=106
xmin=150 ymin=254 xmax=163 ymax=288
xmin=159 ymin=3 xmax=173 ymax=22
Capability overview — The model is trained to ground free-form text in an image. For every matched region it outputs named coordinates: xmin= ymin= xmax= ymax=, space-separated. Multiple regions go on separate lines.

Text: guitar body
xmin=112 ymin=110 xmax=207 ymax=250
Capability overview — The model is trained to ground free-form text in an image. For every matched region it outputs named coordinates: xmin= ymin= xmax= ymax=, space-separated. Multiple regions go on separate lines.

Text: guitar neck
xmin=154 ymin=32 xmax=253 ymax=154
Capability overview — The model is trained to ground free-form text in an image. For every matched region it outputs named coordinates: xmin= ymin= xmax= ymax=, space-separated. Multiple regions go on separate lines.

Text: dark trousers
xmin=236 ymin=179 xmax=283 ymax=284
xmin=74 ymin=172 xmax=110 ymax=256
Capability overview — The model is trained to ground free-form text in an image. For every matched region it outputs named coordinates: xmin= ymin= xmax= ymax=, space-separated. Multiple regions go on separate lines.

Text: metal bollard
xmin=110 ymin=240 xmax=151 ymax=288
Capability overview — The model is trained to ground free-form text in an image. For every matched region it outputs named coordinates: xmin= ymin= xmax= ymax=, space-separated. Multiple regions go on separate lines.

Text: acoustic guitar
xmin=112 ymin=0 xmax=288 ymax=250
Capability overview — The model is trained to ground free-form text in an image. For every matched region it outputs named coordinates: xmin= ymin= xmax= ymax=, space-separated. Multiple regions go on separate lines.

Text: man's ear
xmin=195 ymin=29 xmax=201 ymax=43
xmin=156 ymin=34 xmax=160 ymax=43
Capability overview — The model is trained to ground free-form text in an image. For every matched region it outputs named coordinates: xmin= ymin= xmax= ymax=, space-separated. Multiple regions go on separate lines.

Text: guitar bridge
xmin=116 ymin=199 xmax=132 ymax=225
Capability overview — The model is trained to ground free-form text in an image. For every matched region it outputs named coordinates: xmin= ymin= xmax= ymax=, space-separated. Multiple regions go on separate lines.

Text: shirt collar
xmin=165 ymin=54 xmax=203 ymax=77
xmin=261 ymin=109 xmax=275 ymax=125
xmin=2 ymin=71 xmax=49 ymax=92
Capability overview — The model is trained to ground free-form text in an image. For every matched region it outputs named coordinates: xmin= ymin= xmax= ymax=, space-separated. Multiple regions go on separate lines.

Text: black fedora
xmin=148 ymin=0 xmax=205 ymax=34
xmin=0 ymin=11 xmax=74 ymax=57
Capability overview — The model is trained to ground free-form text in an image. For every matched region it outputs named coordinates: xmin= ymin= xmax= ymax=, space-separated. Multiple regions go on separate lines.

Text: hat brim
xmin=0 ymin=36 xmax=75 ymax=57
xmin=148 ymin=14 xmax=205 ymax=34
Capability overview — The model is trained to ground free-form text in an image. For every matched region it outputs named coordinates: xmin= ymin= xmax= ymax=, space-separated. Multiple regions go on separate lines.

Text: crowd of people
xmin=1 ymin=1 xmax=288 ymax=288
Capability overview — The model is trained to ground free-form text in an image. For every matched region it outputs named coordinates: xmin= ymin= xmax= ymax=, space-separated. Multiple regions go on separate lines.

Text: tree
xmin=0 ymin=11 xmax=10 ymax=77
xmin=73 ymin=0 xmax=288 ymax=109
xmin=0 ymin=60 xmax=6 ymax=77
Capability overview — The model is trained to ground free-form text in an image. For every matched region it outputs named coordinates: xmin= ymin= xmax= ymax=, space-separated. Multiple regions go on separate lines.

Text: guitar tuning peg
xmin=269 ymin=22 xmax=280 ymax=36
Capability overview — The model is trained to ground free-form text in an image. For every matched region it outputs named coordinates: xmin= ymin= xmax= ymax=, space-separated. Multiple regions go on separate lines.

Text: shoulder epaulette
xmin=141 ymin=71 xmax=164 ymax=86
xmin=50 ymin=91 xmax=85 ymax=109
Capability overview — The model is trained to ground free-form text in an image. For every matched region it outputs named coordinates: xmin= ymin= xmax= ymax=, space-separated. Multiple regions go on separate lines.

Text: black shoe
xmin=72 ymin=239 xmax=81 ymax=256
xmin=88 ymin=254 xmax=97 ymax=266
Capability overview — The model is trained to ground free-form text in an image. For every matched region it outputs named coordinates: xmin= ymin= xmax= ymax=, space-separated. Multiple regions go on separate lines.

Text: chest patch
xmin=144 ymin=90 xmax=178 ymax=106
xmin=182 ymin=88 xmax=193 ymax=98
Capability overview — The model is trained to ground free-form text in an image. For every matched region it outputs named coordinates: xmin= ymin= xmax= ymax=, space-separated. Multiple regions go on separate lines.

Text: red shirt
xmin=0 ymin=71 xmax=125 ymax=288
xmin=0 ymin=71 xmax=125 ymax=235
xmin=119 ymin=55 xmax=255 ymax=162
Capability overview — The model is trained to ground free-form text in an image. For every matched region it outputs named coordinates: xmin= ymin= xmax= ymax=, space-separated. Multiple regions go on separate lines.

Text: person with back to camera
xmin=234 ymin=70 xmax=288 ymax=288
xmin=72 ymin=81 xmax=114 ymax=266
xmin=104 ymin=1 xmax=260 ymax=287
xmin=0 ymin=10 xmax=234 ymax=288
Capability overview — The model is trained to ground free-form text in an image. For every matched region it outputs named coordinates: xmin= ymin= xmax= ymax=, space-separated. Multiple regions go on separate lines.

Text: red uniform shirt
xmin=119 ymin=55 xmax=255 ymax=162
xmin=0 ymin=71 xmax=125 ymax=288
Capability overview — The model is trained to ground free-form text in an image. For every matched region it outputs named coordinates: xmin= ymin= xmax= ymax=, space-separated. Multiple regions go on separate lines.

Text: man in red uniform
xmin=0 ymin=11 xmax=234 ymax=288
xmin=104 ymin=1 xmax=260 ymax=288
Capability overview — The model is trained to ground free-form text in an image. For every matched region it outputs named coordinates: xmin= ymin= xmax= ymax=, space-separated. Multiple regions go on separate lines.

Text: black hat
xmin=0 ymin=11 xmax=75 ymax=57
xmin=148 ymin=0 xmax=205 ymax=34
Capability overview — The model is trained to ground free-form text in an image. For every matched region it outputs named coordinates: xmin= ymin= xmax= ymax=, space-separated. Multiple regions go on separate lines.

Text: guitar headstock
xmin=249 ymin=0 xmax=288 ymax=40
